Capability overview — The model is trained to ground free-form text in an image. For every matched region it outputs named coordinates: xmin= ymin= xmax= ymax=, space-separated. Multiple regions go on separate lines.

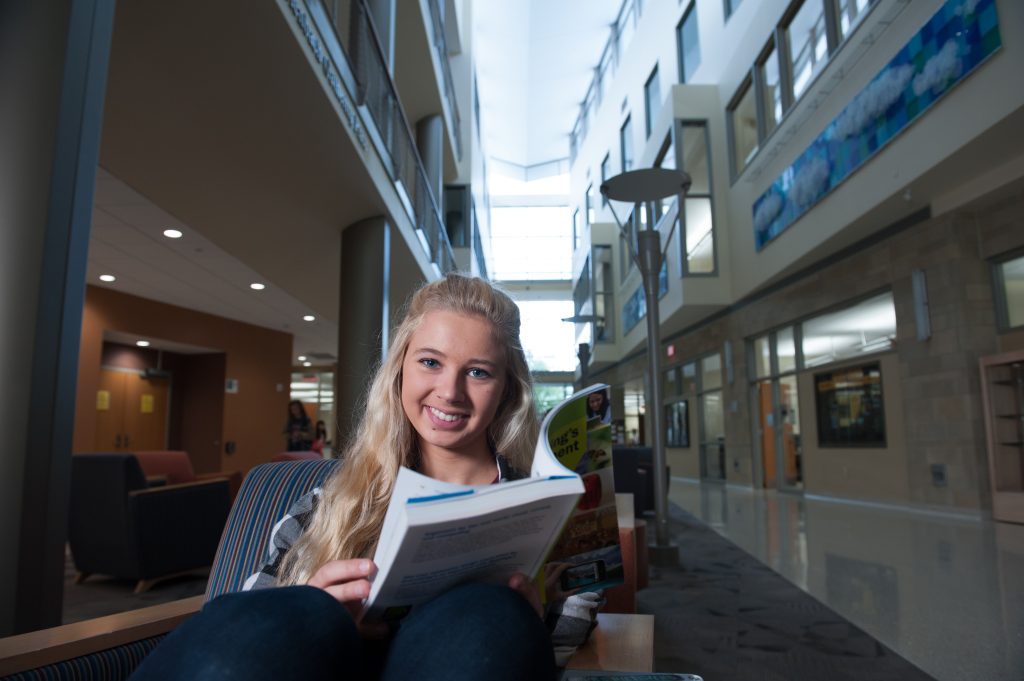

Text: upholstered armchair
xmin=68 ymin=453 xmax=232 ymax=594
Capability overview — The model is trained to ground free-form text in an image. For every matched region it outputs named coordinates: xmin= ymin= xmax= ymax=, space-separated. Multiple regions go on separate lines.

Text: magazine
xmin=361 ymin=384 xmax=613 ymax=622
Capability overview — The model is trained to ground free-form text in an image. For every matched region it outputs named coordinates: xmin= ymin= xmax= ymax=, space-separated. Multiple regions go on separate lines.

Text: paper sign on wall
xmin=140 ymin=394 xmax=154 ymax=414
xmin=96 ymin=390 xmax=110 ymax=411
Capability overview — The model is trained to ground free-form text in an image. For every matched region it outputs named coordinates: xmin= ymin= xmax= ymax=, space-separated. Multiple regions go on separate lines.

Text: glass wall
xmin=758 ymin=42 xmax=783 ymax=137
xmin=490 ymin=206 xmax=573 ymax=280
xmin=679 ymin=122 xmax=714 ymax=274
xmin=729 ymin=79 xmax=758 ymax=176
xmin=749 ymin=326 xmax=802 ymax=490
xmin=787 ymin=0 xmax=829 ymax=99
xmin=699 ymin=353 xmax=725 ymax=480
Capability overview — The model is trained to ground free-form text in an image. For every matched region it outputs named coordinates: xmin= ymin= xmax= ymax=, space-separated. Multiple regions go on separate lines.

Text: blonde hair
xmin=276 ymin=273 xmax=538 ymax=586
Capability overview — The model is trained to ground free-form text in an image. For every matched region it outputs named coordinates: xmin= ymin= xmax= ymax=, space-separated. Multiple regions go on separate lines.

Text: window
xmin=838 ymin=0 xmax=871 ymax=40
xmin=653 ymin=134 xmax=676 ymax=222
xmin=698 ymin=354 xmax=725 ymax=479
xmin=728 ymin=78 xmax=758 ymax=177
xmin=995 ymin=253 xmax=1024 ymax=329
xmin=593 ymin=245 xmax=615 ymax=342
xmin=620 ymin=116 xmax=634 ymax=172
xmin=489 ymin=206 xmax=573 ymax=280
xmin=517 ymin=299 xmax=577 ymax=371
xmin=586 ymin=184 xmax=595 ymax=225
xmin=724 ymin=0 xmax=744 ymax=19
xmin=758 ymin=41 xmax=783 ymax=138
xmin=679 ymin=122 xmax=715 ymax=274
xmin=600 ymin=154 xmax=611 ymax=206
xmin=572 ymin=208 xmax=581 ymax=252
xmin=644 ymin=65 xmax=661 ymax=139
xmin=815 ymin=363 xmax=886 ymax=446
xmin=787 ymin=0 xmax=828 ymax=100
xmin=749 ymin=326 xmax=802 ymax=488
xmin=801 ymin=291 xmax=896 ymax=368
xmin=665 ymin=400 xmax=689 ymax=447
xmin=677 ymin=3 xmax=700 ymax=83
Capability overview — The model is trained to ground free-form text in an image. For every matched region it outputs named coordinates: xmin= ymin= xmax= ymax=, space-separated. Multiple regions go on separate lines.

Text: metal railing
xmin=344 ymin=0 xmax=456 ymax=274
xmin=425 ymin=0 xmax=462 ymax=160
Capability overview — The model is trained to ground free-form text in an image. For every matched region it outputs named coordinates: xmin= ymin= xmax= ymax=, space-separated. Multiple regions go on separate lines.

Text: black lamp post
xmin=600 ymin=167 xmax=691 ymax=563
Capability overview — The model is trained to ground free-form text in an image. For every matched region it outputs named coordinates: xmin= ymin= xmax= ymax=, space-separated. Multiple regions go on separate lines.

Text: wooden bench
xmin=0 ymin=601 xmax=654 ymax=676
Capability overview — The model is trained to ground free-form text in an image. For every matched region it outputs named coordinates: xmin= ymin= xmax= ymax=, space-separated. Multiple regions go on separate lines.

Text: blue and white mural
xmin=753 ymin=0 xmax=1002 ymax=251
xmin=622 ymin=262 xmax=669 ymax=335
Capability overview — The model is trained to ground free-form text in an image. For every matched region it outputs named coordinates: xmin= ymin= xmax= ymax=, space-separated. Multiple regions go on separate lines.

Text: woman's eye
xmin=419 ymin=358 xmax=440 ymax=368
xmin=468 ymin=367 xmax=491 ymax=379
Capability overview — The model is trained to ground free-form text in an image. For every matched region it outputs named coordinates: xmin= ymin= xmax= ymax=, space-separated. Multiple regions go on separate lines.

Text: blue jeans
xmin=130 ymin=583 xmax=556 ymax=680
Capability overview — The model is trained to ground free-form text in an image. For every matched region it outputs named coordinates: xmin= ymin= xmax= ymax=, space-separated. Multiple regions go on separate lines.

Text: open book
xmin=361 ymin=384 xmax=611 ymax=622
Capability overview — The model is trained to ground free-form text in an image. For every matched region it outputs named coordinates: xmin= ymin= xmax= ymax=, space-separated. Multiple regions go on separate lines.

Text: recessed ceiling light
xmin=99 ymin=274 xmax=116 ymax=282
xmin=303 ymin=361 xmax=312 ymax=367
xmin=250 ymin=282 xmax=266 ymax=291
xmin=303 ymin=315 xmax=316 ymax=322
xmin=163 ymin=229 xmax=183 ymax=239
xmin=297 ymin=355 xmax=307 ymax=362
xmin=136 ymin=340 xmax=151 ymax=347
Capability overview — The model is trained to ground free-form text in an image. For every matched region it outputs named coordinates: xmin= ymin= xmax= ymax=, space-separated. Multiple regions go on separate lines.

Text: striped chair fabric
xmin=0 ymin=636 xmax=164 ymax=681
xmin=204 ymin=458 xmax=340 ymax=600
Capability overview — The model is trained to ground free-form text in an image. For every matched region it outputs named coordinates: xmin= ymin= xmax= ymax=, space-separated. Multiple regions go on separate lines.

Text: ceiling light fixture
xmin=302 ymin=315 xmax=316 ymax=322
xmin=250 ymin=282 xmax=266 ymax=290
xmin=136 ymin=340 xmax=151 ymax=347
xmin=163 ymin=228 xmax=183 ymax=239
xmin=99 ymin=274 xmax=116 ymax=282
xmin=297 ymin=355 xmax=307 ymax=362
xmin=302 ymin=361 xmax=312 ymax=367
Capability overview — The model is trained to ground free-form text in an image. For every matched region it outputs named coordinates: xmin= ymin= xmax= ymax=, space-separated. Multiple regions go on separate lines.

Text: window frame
xmin=644 ymin=64 xmax=660 ymax=139
xmin=676 ymin=2 xmax=700 ymax=84
xmin=992 ymin=248 xmax=1024 ymax=332
xmin=726 ymin=73 xmax=757 ymax=182
xmin=619 ymin=115 xmax=634 ymax=173
xmin=600 ymin=153 xmax=611 ymax=207
xmin=675 ymin=119 xmax=717 ymax=277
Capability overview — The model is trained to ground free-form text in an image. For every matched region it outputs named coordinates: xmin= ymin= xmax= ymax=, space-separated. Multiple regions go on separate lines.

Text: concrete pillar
xmin=416 ymin=114 xmax=444 ymax=209
xmin=0 ymin=0 xmax=115 ymax=634
xmin=366 ymin=0 xmax=396 ymax=75
xmin=337 ymin=218 xmax=392 ymax=451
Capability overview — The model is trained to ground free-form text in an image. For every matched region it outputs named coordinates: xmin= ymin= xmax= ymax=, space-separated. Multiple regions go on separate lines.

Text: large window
xmin=724 ymin=0 xmax=744 ymax=20
xmin=995 ymin=253 xmax=1024 ymax=329
xmin=653 ymin=134 xmax=676 ymax=223
xmin=699 ymin=354 xmax=725 ymax=480
xmin=838 ymin=0 xmax=871 ymax=40
xmin=679 ymin=122 xmax=715 ymax=274
xmin=815 ymin=363 xmax=886 ymax=447
xmin=644 ymin=65 xmax=660 ymax=139
xmin=620 ymin=116 xmax=634 ymax=172
xmin=749 ymin=326 xmax=802 ymax=489
xmin=787 ymin=0 xmax=829 ymax=100
xmin=586 ymin=184 xmax=595 ymax=226
xmin=801 ymin=291 xmax=896 ymax=367
xmin=490 ymin=206 xmax=572 ymax=280
xmin=516 ymin=299 xmax=577 ymax=371
xmin=728 ymin=78 xmax=758 ymax=177
xmin=677 ymin=3 xmax=700 ymax=83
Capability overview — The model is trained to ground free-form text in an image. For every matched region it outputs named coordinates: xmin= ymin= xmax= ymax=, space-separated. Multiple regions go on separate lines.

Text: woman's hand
xmin=507 ymin=572 xmax=543 ymax=619
xmin=308 ymin=560 xmax=389 ymax=638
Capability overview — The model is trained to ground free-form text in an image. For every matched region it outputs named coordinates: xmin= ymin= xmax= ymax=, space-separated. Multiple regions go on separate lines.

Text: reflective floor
xmin=668 ymin=478 xmax=1024 ymax=681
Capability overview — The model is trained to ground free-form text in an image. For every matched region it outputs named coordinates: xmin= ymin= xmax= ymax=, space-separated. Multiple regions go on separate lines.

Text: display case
xmin=980 ymin=350 xmax=1024 ymax=524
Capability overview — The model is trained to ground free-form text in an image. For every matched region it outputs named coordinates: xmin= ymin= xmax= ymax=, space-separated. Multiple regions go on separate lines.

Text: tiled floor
xmin=667 ymin=478 xmax=1024 ymax=681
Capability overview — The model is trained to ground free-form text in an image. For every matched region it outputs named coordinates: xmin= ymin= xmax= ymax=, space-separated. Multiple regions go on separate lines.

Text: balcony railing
xmin=324 ymin=0 xmax=456 ymax=274
xmin=425 ymin=0 xmax=462 ymax=161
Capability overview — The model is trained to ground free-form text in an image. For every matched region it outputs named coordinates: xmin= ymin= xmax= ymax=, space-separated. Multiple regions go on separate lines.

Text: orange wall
xmin=74 ymin=285 xmax=293 ymax=476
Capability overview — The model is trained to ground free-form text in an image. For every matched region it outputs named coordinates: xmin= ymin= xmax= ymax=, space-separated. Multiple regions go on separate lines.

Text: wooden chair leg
xmin=134 ymin=579 xmax=157 ymax=594
xmin=74 ymin=572 xmax=90 ymax=585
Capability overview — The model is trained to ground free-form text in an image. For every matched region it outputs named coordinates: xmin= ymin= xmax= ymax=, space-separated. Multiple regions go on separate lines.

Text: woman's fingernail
xmin=360 ymin=560 xmax=371 ymax=573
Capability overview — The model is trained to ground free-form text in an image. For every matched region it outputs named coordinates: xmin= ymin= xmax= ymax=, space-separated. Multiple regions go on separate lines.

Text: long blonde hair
xmin=276 ymin=273 xmax=539 ymax=586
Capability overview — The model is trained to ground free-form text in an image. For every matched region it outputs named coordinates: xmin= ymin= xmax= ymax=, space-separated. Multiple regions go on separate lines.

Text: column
xmin=416 ymin=114 xmax=444 ymax=208
xmin=0 ymin=0 xmax=115 ymax=634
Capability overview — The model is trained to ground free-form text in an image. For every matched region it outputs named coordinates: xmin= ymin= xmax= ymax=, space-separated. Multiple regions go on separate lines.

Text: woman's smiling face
xmin=401 ymin=310 xmax=508 ymax=465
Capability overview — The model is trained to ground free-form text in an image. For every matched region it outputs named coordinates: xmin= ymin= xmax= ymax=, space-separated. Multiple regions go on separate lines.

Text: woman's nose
xmin=435 ymin=370 xmax=465 ymax=402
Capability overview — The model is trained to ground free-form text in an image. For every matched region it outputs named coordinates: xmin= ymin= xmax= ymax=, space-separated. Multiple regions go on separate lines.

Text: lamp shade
xmin=600 ymin=167 xmax=691 ymax=202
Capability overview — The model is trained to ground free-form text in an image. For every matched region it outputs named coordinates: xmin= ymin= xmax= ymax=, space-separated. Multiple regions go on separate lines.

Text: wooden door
xmin=94 ymin=369 xmax=170 ymax=451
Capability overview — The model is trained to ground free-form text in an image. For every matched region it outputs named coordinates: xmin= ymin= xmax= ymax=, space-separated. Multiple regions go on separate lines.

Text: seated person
xmin=131 ymin=274 xmax=600 ymax=681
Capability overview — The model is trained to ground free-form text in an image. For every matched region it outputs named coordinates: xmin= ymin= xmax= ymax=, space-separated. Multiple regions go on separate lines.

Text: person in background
xmin=284 ymin=400 xmax=313 ymax=451
xmin=311 ymin=420 xmax=328 ymax=455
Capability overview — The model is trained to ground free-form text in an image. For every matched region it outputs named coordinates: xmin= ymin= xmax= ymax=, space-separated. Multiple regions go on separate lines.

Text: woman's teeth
xmin=429 ymin=407 xmax=462 ymax=422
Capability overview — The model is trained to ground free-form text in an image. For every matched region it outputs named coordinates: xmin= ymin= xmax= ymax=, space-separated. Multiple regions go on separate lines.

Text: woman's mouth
xmin=426 ymin=406 xmax=467 ymax=427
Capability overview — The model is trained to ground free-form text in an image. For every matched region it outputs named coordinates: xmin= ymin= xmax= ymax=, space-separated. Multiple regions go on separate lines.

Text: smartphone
xmin=560 ymin=559 xmax=607 ymax=590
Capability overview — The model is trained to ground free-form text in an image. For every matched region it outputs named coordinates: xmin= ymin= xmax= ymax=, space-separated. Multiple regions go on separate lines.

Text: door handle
xmin=124 ymin=433 xmax=131 ymax=448
xmin=115 ymin=433 xmax=122 ymax=448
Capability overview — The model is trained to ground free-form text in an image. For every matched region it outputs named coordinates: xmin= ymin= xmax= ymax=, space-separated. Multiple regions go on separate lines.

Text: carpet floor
xmin=638 ymin=505 xmax=938 ymax=681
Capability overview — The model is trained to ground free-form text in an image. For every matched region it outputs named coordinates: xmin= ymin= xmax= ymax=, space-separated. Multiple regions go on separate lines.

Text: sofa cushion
xmin=133 ymin=451 xmax=196 ymax=484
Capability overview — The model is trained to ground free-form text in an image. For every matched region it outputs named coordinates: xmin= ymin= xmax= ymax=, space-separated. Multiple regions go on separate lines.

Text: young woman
xmin=131 ymin=274 xmax=598 ymax=681
xmin=283 ymin=399 xmax=313 ymax=451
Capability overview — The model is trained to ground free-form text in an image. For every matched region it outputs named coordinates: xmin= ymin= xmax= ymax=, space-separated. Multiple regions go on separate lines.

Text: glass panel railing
xmin=340 ymin=0 xmax=456 ymax=274
xmin=425 ymin=0 xmax=462 ymax=160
